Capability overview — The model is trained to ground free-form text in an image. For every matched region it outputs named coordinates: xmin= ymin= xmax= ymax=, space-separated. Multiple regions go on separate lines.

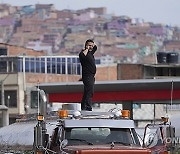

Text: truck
xmin=33 ymin=89 xmax=177 ymax=154
xmin=33 ymin=109 xmax=152 ymax=154
xmin=0 ymin=89 xmax=176 ymax=153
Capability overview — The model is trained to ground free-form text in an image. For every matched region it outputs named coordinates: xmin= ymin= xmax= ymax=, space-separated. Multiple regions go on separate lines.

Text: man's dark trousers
xmin=81 ymin=75 xmax=95 ymax=111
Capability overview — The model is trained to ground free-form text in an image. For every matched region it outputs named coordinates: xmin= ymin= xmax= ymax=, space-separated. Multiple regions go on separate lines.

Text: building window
xmin=52 ymin=58 xmax=56 ymax=74
xmin=57 ymin=58 xmax=62 ymax=74
xmin=67 ymin=58 xmax=72 ymax=74
xmin=18 ymin=57 xmax=23 ymax=72
xmin=47 ymin=58 xmax=51 ymax=73
xmin=36 ymin=58 xmax=41 ymax=73
xmin=30 ymin=58 xmax=35 ymax=73
xmin=25 ymin=58 xmax=30 ymax=72
xmin=41 ymin=58 xmax=45 ymax=73
xmin=0 ymin=48 xmax=7 ymax=56
xmin=77 ymin=63 xmax=81 ymax=75
xmin=72 ymin=58 xmax=79 ymax=74
xmin=0 ymin=57 xmax=18 ymax=73
xmin=0 ymin=90 xmax=17 ymax=108
xmin=0 ymin=61 xmax=7 ymax=73
xmin=62 ymin=58 xmax=66 ymax=74
xmin=17 ymin=56 xmax=82 ymax=75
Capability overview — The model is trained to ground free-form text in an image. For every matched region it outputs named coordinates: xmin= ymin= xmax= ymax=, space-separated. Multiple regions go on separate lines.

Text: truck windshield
xmin=65 ymin=128 xmax=137 ymax=145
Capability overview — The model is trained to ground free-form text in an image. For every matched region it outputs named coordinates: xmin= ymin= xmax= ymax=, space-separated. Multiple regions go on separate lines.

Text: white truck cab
xmin=34 ymin=110 xmax=151 ymax=154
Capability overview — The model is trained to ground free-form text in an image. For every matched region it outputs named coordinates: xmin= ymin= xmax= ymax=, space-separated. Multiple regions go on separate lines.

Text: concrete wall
xmin=0 ymin=74 xmax=18 ymax=85
xmin=25 ymin=73 xmax=81 ymax=83
xmin=17 ymin=73 xmax=25 ymax=114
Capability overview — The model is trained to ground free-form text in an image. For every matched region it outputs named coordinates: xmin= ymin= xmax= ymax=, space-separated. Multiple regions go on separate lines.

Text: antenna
xmin=37 ymin=81 xmax=40 ymax=115
xmin=170 ymin=80 xmax=174 ymax=112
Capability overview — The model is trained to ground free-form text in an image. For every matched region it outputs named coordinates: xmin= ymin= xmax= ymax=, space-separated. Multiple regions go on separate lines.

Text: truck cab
xmin=48 ymin=110 xmax=151 ymax=154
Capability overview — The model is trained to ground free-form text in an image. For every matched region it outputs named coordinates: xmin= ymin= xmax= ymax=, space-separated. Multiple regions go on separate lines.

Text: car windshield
xmin=65 ymin=128 xmax=136 ymax=145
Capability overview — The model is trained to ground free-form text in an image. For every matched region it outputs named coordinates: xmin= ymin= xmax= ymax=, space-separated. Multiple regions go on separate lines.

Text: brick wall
xmin=25 ymin=64 xmax=118 ymax=84
xmin=96 ymin=64 xmax=117 ymax=81
xmin=117 ymin=64 xmax=143 ymax=80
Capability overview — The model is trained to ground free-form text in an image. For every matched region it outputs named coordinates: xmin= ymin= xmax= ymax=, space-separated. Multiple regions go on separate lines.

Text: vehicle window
xmin=65 ymin=128 xmax=133 ymax=145
xmin=106 ymin=128 xmax=132 ymax=144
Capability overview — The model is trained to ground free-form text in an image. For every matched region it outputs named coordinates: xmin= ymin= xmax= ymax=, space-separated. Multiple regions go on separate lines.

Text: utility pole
xmin=0 ymin=80 xmax=9 ymax=127
xmin=1 ymin=80 xmax=4 ymax=105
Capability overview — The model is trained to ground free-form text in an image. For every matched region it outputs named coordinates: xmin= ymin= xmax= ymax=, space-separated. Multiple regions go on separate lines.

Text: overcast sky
xmin=3 ymin=0 xmax=180 ymax=26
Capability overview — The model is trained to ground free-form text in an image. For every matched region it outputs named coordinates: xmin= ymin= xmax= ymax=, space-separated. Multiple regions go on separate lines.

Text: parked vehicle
xmin=34 ymin=109 xmax=151 ymax=154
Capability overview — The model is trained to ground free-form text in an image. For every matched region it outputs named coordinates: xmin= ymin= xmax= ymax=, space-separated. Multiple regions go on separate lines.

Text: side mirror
xmin=144 ymin=133 xmax=158 ymax=148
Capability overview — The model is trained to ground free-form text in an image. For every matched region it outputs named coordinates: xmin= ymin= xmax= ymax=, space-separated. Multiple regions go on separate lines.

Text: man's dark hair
xmin=85 ymin=39 xmax=94 ymax=46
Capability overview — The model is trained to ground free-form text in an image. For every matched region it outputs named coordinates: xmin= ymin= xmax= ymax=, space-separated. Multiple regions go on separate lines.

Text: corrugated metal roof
xmin=0 ymin=120 xmax=56 ymax=149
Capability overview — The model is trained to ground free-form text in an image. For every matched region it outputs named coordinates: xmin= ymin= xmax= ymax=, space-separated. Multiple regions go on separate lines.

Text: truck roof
xmin=63 ymin=119 xmax=135 ymax=128
xmin=57 ymin=110 xmax=134 ymax=128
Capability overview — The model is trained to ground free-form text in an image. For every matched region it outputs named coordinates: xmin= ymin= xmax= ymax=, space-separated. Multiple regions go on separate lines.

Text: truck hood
xmin=64 ymin=144 xmax=151 ymax=154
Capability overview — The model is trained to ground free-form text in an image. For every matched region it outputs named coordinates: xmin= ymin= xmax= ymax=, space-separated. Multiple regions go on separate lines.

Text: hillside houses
xmin=0 ymin=3 xmax=180 ymax=64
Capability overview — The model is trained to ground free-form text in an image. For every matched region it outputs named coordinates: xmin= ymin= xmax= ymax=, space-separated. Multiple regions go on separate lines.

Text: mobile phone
xmin=93 ymin=45 xmax=97 ymax=51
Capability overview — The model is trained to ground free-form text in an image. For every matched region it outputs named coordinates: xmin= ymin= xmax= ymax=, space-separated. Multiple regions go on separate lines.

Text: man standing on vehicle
xmin=79 ymin=39 xmax=97 ymax=111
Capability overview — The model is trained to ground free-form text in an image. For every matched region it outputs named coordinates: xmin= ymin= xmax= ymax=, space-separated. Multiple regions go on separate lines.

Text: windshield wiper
xmin=68 ymin=138 xmax=93 ymax=145
xmin=106 ymin=141 xmax=131 ymax=146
